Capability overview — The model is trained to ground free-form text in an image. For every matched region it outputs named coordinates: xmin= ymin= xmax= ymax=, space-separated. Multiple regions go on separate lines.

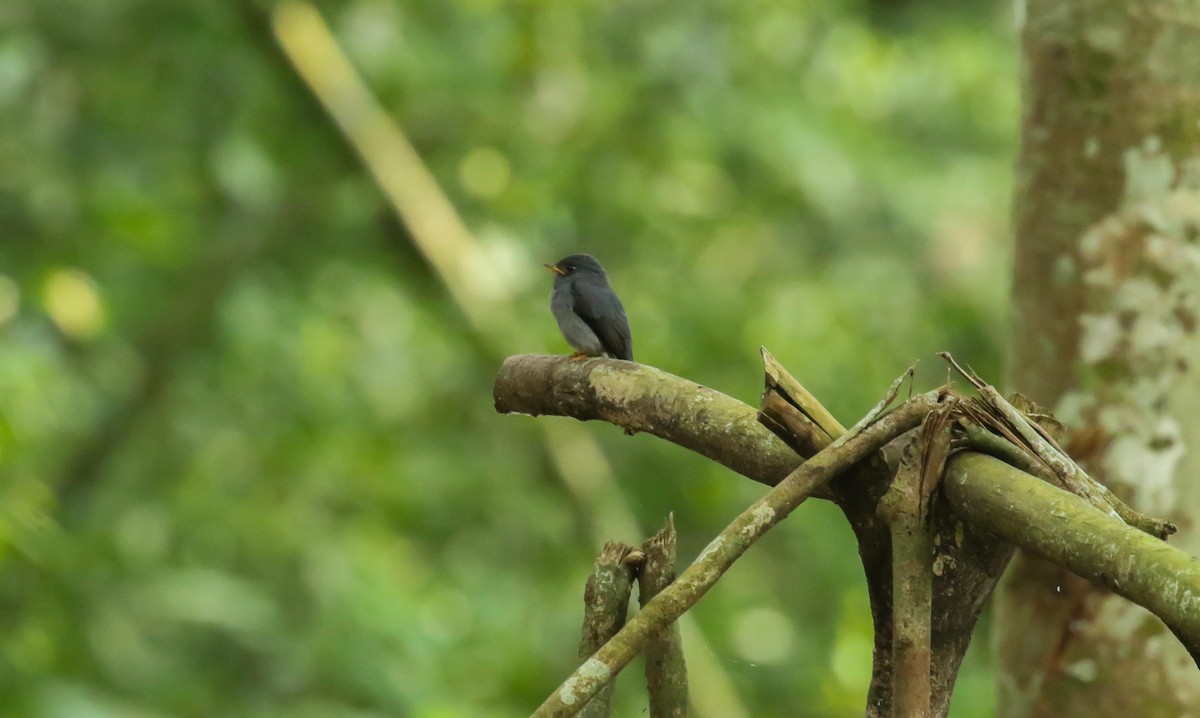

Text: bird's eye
xmin=565 ymin=264 xmax=575 ymax=272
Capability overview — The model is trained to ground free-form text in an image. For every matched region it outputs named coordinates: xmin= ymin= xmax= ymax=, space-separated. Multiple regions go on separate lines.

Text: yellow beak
xmin=544 ymin=263 xmax=567 ymax=276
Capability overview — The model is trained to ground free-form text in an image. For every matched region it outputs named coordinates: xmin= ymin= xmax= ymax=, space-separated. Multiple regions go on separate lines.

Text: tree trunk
xmin=1003 ymin=0 xmax=1200 ymax=715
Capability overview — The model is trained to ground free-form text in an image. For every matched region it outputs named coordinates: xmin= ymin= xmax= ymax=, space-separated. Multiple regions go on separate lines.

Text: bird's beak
xmin=543 ymin=263 xmax=567 ymax=276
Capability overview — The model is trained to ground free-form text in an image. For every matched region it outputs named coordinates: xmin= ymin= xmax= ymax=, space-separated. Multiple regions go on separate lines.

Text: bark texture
xmin=1004 ymin=0 xmax=1200 ymax=713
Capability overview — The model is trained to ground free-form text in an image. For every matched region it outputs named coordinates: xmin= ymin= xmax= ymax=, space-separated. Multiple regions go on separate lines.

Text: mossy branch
xmin=943 ymin=453 xmax=1200 ymax=661
xmin=494 ymin=355 xmax=801 ymax=487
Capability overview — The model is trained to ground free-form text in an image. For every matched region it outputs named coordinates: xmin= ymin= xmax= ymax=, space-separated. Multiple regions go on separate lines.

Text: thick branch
xmin=495 ymin=355 xmax=800 ymax=487
xmin=943 ymin=453 xmax=1200 ymax=662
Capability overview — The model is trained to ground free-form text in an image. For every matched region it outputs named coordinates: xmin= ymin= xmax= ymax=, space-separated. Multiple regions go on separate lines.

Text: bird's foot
xmin=569 ymin=352 xmax=597 ymax=362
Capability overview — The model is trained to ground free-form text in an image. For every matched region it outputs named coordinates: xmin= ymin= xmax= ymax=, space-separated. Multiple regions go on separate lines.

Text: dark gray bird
xmin=544 ymin=254 xmax=633 ymax=361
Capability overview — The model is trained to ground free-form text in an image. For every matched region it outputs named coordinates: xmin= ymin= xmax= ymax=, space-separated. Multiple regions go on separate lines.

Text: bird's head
xmin=543 ymin=254 xmax=606 ymax=278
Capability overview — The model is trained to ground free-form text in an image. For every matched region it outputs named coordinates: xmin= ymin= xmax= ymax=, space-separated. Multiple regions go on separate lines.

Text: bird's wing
xmin=572 ymin=277 xmax=633 ymax=361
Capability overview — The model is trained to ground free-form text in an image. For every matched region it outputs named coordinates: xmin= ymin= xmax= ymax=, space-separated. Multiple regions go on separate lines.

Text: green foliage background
xmin=0 ymin=0 xmax=1015 ymax=715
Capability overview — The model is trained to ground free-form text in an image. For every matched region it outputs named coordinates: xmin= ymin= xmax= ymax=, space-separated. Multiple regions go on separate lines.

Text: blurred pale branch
xmin=272 ymin=1 xmax=495 ymax=331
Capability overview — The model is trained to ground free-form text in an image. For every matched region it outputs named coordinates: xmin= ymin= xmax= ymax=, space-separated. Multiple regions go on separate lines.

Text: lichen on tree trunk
xmin=1003 ymin=0 xmax=1200 ymax=714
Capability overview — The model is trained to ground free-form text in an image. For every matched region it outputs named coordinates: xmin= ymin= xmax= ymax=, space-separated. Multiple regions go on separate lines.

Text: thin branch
xmin=832 ymin=364 xmax=917 ymax=449
xmin=529 ymin=391 xmax=943 ymax=718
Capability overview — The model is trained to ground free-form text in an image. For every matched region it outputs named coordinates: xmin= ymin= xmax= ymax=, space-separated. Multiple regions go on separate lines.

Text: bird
xmin=544 ymin=254 xmax=633 ymax=361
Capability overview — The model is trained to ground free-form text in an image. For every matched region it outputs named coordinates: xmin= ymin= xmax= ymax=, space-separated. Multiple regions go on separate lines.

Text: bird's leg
xmin=569 ymin=352 xmax=595 ymax=361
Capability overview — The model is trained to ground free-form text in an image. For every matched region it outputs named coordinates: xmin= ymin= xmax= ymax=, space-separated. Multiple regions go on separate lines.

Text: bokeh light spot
xmin=730 ymin=606 xmax=795 ymax=665
xmin=212 ymin=133 xmax=281 ymax=209
xmin=41 ymin=268 xmax=105 ymax=340
xmin=458 ymin=147 xmax=511 ymax=199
